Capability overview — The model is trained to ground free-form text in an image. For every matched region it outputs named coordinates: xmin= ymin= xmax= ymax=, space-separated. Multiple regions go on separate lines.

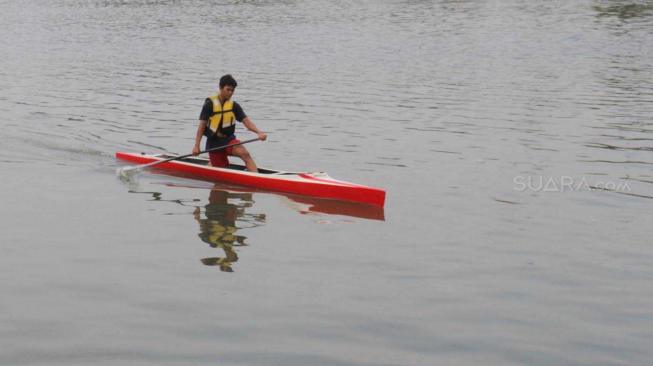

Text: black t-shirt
xmin=199 ymin=99 xmax=247 ymax=122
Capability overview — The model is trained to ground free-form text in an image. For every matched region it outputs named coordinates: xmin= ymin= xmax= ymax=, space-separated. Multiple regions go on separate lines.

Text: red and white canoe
xmin=116 ymin=152 xmax=386 ymax=207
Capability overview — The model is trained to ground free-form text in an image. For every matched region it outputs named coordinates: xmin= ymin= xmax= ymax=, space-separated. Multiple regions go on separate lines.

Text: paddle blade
xmin=116 ymin=165 xmax=143 ymax=180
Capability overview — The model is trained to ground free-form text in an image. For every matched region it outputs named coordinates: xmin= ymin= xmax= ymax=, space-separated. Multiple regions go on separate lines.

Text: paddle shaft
xmin=134 ymin=137 xmax=260 ymax=170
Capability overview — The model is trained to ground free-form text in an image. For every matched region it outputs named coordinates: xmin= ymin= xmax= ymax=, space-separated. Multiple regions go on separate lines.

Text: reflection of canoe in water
xmin=279 ymin=194 xmax=385 ymax=221
xmin=154 ymin=180 xmax=385 ymax=221
xmin=116 ymin=152 xmax=386 ymax=207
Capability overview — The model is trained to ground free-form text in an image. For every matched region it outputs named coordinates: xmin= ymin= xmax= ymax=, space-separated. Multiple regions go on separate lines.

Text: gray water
xmin=2 ymin=1 xmax=652 ymax=365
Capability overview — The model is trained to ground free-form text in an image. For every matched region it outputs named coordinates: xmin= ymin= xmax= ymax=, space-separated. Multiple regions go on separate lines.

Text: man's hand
xmin=192 ymin=145 xmax=201 ymax=155
xmin=257 ymin=132 xmax=267 ymax=141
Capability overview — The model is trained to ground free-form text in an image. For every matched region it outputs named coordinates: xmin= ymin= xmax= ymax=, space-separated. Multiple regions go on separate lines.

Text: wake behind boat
xmin=116 ymin=152 xmax=386 ymax=207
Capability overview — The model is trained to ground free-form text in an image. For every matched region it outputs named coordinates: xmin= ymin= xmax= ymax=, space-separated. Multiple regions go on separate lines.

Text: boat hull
xmin=116 ymin=152 xmax=386 ymax=207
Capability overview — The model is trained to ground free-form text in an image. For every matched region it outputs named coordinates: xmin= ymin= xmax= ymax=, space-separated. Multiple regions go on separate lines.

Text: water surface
xmin=1 ymin=1 xmax=652 ymax=365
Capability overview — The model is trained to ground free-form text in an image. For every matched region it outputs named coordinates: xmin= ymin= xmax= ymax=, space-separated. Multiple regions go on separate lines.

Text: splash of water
xmin=116 ymin=166 xmax=142 ymax=185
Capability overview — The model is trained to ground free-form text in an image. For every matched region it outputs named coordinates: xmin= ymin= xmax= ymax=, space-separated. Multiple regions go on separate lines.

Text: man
xmin=192 ymin=74 xmax=267 ymax=171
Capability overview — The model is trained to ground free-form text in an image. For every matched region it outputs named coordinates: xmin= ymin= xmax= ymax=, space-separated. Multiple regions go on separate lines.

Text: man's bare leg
xmin=231 ymin=145 xmax=258 ymax=172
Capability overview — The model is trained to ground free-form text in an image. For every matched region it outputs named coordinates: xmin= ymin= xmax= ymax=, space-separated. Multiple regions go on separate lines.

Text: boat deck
xmin=156 ymin=154 xmax=301 ymax=175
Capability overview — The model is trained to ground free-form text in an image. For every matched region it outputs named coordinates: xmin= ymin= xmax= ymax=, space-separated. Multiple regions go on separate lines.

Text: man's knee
xmin=233 ymin=147 xmax=251 ymax=160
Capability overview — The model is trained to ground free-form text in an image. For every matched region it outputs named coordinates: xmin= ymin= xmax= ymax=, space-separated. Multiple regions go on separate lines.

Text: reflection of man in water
xmin=193 ymin=188 xmax=263 ymax=272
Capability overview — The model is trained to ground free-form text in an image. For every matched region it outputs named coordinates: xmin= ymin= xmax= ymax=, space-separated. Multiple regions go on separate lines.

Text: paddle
xmin=117 ymin=137 xmax=260 ymax=178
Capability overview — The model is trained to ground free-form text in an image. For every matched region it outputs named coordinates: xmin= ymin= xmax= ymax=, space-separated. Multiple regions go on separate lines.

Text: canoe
xmin=116 ymin=152 xmax=386 ymax=207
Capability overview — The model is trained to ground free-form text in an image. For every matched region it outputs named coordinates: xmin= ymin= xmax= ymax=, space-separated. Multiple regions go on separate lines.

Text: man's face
xmin=219 ymin=85 xmax=235 ymax=100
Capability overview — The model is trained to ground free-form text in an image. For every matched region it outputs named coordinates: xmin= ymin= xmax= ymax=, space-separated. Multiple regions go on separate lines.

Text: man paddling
xmin=192 ymin=74 xmax=267 ymax=171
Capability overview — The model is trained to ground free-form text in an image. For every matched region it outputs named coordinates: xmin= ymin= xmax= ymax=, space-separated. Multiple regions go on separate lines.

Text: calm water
xmin=1 ymin=0 xmax=652 ymax=365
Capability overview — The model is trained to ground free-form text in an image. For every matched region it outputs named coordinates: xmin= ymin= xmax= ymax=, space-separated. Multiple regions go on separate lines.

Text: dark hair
xmin=219 ymin=74 xmax=238 ymax=89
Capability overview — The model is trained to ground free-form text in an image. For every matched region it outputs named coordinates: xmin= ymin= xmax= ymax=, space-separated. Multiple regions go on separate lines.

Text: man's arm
xmin=193 ymin=120 xmax=206 ymax=155
xmin=242 ymin=116 xmax=267 ymax=141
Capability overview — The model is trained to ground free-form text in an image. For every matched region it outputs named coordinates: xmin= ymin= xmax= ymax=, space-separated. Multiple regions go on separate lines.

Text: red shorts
xmin=208 ymin=138 xmax=240 ymax=168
